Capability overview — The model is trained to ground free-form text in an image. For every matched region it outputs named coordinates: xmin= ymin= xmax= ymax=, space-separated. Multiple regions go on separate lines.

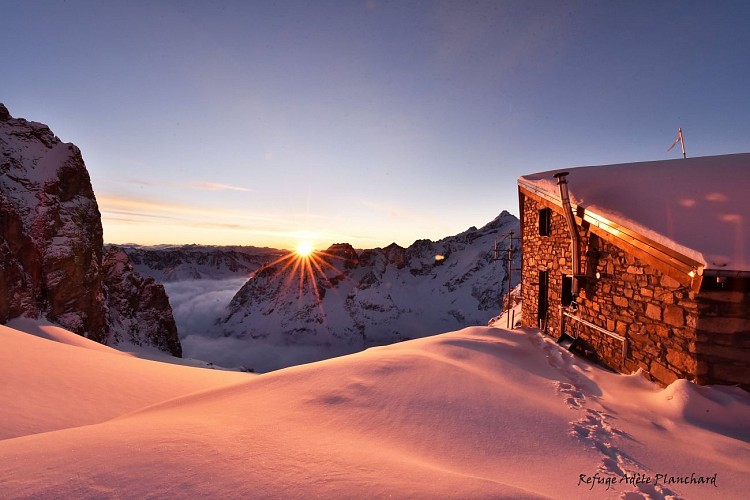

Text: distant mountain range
xmin=111 ymin=212 xmax=521 ymax=371
xmin=114 ymin=244 xmax=284 ymax=282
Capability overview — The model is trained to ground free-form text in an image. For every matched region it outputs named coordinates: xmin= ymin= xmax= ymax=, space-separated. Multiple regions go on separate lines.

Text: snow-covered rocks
xmin=0 ymin=102 xmax=107 ymax=338
xmin=102 ymin=247 xmax=182 ymax=356
xmin=0 ymin=103 xmax=181 ymax=355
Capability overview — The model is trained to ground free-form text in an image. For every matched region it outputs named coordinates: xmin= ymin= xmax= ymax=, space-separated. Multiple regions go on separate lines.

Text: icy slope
xmin=1 ymin=321 xmax=748 ymax=498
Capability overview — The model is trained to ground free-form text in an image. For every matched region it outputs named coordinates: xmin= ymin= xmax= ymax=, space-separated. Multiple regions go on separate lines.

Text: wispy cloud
xmin=188 ymin=182 xmax=252 ymax=192
xmin=98 ymin=195 xmax=285 ymax=225
xmin=125 ymin=179 xmax=159 ymax=187
xmin=98 ymin=194 xmax=364 ymax=248
xmin=100 ymin=208 xmax=184 ymax=222
xmin=124 ymin=179 xmax=251 ymax=192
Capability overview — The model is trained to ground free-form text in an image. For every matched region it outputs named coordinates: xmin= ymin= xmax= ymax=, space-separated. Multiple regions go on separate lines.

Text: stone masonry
xmin=520 ymin=192 xmax=750 ymax=390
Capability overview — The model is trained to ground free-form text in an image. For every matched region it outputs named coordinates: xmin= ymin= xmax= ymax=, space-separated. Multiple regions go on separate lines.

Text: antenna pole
xmin=495 ymin=231 xmax=521 ymax=328
xmin=506 ymin=232 xmax=513 ymax=328
xmin=679 ymin=128 xmax=686 ymax=159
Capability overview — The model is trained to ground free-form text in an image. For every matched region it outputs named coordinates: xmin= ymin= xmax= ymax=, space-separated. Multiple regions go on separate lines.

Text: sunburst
xmin=295 ymin=240 xmax=314 ymax=258
xmin=259 ymin=243 xmax=349 ymax=309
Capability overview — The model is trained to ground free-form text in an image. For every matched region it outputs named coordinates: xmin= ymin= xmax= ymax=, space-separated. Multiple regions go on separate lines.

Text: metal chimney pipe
xmin=554 ymin=172 xmax=580 ymax=298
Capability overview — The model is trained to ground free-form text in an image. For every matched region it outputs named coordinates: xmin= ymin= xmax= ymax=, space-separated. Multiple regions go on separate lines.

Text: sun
xmin=295 ymin=240 xmax=314 ymax=257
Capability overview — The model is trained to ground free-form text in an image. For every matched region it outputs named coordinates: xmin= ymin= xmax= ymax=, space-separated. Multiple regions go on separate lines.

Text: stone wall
xmin=695 ymin=288 xmax=750 ymax=388
xmin=520 ymin=193 xmax=701 ymax=386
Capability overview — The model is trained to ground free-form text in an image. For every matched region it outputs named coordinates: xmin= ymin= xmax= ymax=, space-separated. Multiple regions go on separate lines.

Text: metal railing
xmin=561 ymin=308 xmax=629 ymax=361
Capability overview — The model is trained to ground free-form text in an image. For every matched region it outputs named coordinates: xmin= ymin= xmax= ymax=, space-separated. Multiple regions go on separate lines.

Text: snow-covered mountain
xmin=0 ymin=103 xmax=180 ymax=355
xmin=217 ymin=212 xmax=521 ymax=371
xmin=114 ymin=244 xmax=283 ymax=282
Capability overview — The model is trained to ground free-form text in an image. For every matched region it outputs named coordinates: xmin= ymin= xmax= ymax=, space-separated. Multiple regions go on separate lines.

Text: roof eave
xmin=518 ymin=182 xmax=704 ymax=288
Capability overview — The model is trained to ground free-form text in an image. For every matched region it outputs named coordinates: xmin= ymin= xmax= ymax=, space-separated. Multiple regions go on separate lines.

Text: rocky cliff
xmin=102 ymin=247 xmax=182 ymax=356
xmin=0 ymin=103 xmax=181 ymax=356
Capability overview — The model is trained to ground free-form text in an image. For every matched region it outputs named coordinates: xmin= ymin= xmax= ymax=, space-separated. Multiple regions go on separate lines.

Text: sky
xmin=3 ymin=0 xmax=749 ymax=250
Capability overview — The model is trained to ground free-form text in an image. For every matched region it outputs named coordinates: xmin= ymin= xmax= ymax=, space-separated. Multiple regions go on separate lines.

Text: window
xmin=562 ymin=275 xmax=573 ymax=307
xmin=700 ymin=276 xmax=749 ymax=292
xmin=539 ymin=208 xmax=551 ymax=236
xmin=537 ymin=270 xmax=549 ymax=320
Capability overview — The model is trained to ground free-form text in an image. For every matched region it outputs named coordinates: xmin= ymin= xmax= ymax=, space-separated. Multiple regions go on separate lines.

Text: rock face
xmin=220 ymin=212 xmax=520 ymax=371
xmin=0 ymin=103 xmax=181 ymax=355
xmin=0 ymin=103 xmax=107 ymax=339
xmin=102 ymin=248 xmax=181 ymax=356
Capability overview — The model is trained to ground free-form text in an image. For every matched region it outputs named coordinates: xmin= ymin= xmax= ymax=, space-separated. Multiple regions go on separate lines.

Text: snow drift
xmin=1 ymin=318 xmax=748 ymax=498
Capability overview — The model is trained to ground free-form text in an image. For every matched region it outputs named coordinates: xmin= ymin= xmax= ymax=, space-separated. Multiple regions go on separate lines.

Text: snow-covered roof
xmin=518 ymin=153 xmax=750 ymax=273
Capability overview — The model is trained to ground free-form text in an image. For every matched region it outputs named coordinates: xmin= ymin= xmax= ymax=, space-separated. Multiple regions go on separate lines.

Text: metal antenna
xmin=667 ymin=128 xmax=687 ymax=159
xmin=494 ymin=231 xmax=522 ymax=328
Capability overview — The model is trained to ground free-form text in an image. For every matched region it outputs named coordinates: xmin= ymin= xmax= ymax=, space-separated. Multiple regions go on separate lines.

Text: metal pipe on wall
xmin=554 ymin=172 xmax=581 ymax=298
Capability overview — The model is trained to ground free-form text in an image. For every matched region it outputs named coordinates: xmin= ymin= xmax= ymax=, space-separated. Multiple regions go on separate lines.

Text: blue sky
xmin=3 ymin=0 xmax=749 ymax=249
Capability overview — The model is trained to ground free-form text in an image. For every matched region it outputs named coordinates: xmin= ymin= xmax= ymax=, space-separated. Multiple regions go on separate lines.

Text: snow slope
xmin=0 ymin=322 xmax=248 ymax=441
xmin=1 ymin=321 xmax=748 ymax=498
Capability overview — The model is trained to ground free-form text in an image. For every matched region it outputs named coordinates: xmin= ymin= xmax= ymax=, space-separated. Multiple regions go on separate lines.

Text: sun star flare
xmin=295 ymin=240 xmax=314 ymax=257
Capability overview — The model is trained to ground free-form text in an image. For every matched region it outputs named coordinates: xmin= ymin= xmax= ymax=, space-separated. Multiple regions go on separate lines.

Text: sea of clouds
xmin=163 ymin=278 xmax=348 ymax=372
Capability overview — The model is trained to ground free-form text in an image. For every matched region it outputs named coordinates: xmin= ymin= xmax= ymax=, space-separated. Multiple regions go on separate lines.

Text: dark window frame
xmin=539 ymin=208 xmax=552 ymax=237
xmin=537 ymin=270 xmax=549 ymax=320
xmin=561 ymin=275 xmax=573 ymax=307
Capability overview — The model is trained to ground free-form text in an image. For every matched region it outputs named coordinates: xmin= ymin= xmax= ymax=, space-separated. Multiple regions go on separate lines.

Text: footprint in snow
xmin=532 ymin=332 xmax=683 ymax=499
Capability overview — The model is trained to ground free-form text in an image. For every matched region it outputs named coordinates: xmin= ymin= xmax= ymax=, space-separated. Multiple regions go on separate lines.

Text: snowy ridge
xmin=215 ymin=212 xmax=521 ymax=371
xmin=102 ymin=247 xmax=182 ymax=356
xmin=1 ymin=320 xmax=747 ymax=498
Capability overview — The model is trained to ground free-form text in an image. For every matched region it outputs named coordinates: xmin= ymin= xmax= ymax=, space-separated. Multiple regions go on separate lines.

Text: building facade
xmin=518 ymin=154 xmax=750 ymax=389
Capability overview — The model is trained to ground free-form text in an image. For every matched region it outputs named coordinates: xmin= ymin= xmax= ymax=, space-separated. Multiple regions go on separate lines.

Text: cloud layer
xmin=163 ymin=278 xmax=357 ymax=372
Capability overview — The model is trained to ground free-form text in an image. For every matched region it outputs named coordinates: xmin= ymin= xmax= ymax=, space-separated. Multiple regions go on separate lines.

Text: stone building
xmin=517 ymin=153 xmax=750 ymax=389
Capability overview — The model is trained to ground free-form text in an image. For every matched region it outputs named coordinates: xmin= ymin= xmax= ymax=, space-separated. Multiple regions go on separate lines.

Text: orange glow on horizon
xmin=295 ymin=240 xmax=315 ymax=257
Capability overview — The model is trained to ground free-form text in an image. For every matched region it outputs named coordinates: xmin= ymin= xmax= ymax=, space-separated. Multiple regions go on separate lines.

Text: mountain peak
xmin=479 ymin=211 xmax=516 ymax=232
xmin=218 ymin=212 xmax=521 ymax=371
